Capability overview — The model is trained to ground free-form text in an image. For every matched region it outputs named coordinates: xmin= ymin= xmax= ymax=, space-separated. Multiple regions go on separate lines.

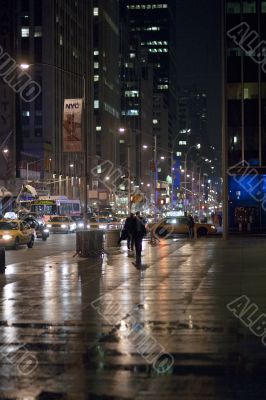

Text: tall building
xmin=123 ymin=0 xmax=178 ymax=183
xmin=224 ymin=0 xmax=266 ymax=232
xmin=92 ymin=0 xmax=120 ymax=163
xmin=0 ymin=0 xmax=93 ymax=201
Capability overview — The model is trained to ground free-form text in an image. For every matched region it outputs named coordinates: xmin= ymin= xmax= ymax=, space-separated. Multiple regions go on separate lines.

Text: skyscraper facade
xmin=224 ymin=0 xmax=266 ymax=232
xmin=123 ymin=0 xmax=177 ymax=183
xmin=0 ymin=0 xmax=93 ymax=199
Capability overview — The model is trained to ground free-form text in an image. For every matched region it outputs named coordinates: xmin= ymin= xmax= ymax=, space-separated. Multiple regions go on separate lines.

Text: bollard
xmin=0 ymin=247 xmax=5 ymax=273
xmin=75 ymin=230 xmax=104 ymax=258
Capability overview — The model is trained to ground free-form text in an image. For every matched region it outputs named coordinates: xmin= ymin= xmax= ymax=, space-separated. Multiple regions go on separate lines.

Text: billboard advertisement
xmin=63 ymin=99 xmax=83 ymax=152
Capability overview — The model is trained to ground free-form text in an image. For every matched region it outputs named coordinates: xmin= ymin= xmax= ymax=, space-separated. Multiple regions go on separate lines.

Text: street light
xmin=20 ymin=62 xmax=89 ymax=224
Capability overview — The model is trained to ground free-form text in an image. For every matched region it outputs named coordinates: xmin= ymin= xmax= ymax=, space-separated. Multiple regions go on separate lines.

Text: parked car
xmin=46 ymin=216 xmax=76 ymax=233
xmin=23 ymin=216 xmax=50 ymax=241
xmin=149 ymin=216 xmax=217 ymax=237
xmin=0 ymin=220 xmax=35 ymax=249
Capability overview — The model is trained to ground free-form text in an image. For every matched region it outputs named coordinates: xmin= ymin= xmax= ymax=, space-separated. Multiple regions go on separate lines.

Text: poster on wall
xmin=63 ymin=99 xmax=83 ymax=152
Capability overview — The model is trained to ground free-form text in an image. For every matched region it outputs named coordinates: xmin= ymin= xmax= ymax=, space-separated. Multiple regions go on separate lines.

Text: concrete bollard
xmin=75 ymin=230 xmax=104 ymax=258
xmin=0 ymin=247 xmax=5 ymax=273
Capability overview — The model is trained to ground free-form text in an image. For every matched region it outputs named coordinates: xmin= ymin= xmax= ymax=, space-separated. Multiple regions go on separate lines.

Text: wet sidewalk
xmin=1 ymin=237 xmax=266 ymax=399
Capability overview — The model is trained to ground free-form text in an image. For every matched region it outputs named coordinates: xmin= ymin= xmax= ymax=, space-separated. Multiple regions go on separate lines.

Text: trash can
xmin=76 ymin=230 xmax=104 ymax=258
xmin=105 ymin=229 xmax=121 ymax=248
xmin=0 ymin=247 xmax=5 ymax=273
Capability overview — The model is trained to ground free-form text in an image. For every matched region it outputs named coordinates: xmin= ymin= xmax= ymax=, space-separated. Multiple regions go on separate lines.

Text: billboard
xmin=63 ymin=99 xmax=83 ymax=152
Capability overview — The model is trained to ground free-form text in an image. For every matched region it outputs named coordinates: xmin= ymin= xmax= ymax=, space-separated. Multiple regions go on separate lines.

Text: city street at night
xmin=1 ymin=237 xmax=266 ymax=399
xmin=2 ymin=0 xmax=266 ymax=397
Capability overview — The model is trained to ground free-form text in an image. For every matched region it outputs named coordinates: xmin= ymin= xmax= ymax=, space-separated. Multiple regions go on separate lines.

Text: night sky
xmin=176 ymin=0 xmax=221 ymax=149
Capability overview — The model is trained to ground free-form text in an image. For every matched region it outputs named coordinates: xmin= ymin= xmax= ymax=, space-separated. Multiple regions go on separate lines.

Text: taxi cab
xmin=46 ymin=216 xmax=76 ymax=233
xmin=0 ymin=220 xmax=35 ymax=250
xmin=149 ymin=216 xmax=217 ymax=237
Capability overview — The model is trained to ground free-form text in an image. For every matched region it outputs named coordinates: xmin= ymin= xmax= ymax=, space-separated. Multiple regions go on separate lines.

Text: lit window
xmin=262 ymin=1 xmax=266 ymax=12
xmin=226 ymin=2 xmax=241 ymax=13
xmin=93 ymin=7 xmax=99 ymax=16
xmin=96 ymin=126 xmax=101 ymax=131
xmin=59 ymin=35 xmax=63 ymax=45
xmin=125 ymin=90 xmax=139 ymax=97
xmin=234 ymin=136 xmax=238 ymax=144
xmin=179 ymin=141 xmax=187 ymax=145
xmin=22 ymin=111 xmax=30 ymax=117
xmin=127 ymin=109 xmax=139 ymax=116
xmin=153 ymin=119 xmax=158 ymax=124
xmin=94 ymin=50 xmax=99 ymax=55
xmin=94 ymin=62 xmax=99 ymax=69
xmin=94 ymin=75 xmax=99 ymax=82
xmin=176 ymin=151 xmax=182 ymax=156
xmin=94 ymin=100 xmax=99 ymax=109
xmin=120 ymin=140 xmax=125 ymax=144
xmin=97 ymin=165 xmax=101 ymax=173
xmin=129 ymin=53 xmax=135 ymax=58
xmin=21 ymin=27 xmax=29 ymax=37
xmin=243 ymin=1 xmax=256 ymax=13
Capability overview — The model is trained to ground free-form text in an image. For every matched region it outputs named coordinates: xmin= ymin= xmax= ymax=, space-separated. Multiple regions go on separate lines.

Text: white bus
xmin=30 ymin=196 xmax=81 ymax=219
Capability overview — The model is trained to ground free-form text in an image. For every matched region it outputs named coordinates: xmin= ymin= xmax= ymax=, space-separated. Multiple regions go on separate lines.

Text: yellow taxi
xmin=149 ymin=216 xmax=217 ymax=237
xmin=0 ymin=220 xmax=35 ymax=250
xmin=46 ymin=216 xmax=76 ymax=233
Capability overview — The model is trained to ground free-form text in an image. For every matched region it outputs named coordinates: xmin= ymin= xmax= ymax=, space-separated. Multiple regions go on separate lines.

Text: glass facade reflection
xmin=226 ymin=0 xmax=266 ymax=231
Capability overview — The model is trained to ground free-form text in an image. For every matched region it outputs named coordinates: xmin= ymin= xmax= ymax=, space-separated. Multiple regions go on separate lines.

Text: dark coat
xmin=132 ymin=216 xmax=147 ymax=239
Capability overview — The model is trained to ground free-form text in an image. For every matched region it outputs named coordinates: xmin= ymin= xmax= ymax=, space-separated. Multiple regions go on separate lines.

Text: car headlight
xmin=211 ymin=225 xmax=216 ymax=229
xmin=78 ymin=222 xmax=84 ymax=227
xmin=61 ymin=224 xmax=67 ymax=228
xmin=3 ymin=234 xmax=12 ymax=240
xmin=47 ymin=224 xmax=52 ymax=228
xmin=43 ymin=229 xmax=49 ymax=233
xmin=99 ymin=224 xmax=107 ymax=230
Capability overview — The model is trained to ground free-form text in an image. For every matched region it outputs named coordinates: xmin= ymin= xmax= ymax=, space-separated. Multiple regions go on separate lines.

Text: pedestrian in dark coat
xmin=132 ymin=211 xmax=146 ymax=265
xmin=118 ymin=213 xmax=135 ymax=250
xmin=187 ymin=215 xmax=195 ymax=239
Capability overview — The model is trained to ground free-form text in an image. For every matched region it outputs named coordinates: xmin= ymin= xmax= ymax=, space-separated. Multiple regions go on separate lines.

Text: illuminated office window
xmin=21 ymin=27 xmax=29 ymax=37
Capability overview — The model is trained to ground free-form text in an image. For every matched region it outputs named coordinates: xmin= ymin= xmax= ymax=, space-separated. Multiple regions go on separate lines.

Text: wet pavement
xmin=1 ymin=237 xmax=266 ymax=399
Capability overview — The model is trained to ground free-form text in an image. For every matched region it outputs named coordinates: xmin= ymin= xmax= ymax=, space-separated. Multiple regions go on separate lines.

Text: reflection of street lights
xmin=20 ymin=62 xmax=88 ymax=223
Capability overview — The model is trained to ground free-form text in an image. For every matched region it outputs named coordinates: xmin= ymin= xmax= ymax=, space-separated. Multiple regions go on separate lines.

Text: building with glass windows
xmin=225 ymin=0 xmax=266 ymax=232
xmin=0 ymin=0 xmax=93 ymax=198
xmin=123 ymin=1 xmax=178 ymax=182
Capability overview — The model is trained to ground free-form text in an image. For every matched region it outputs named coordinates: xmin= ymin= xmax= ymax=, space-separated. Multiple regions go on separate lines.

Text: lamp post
xmin=20 ymin=63 xmax=88 ymax=225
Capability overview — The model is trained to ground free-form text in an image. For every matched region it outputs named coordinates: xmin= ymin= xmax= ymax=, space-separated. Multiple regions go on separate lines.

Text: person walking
xmin=118 ymin=213 xmax=135 ymax=251
xmin=187 ymin=215 xmax=195 ymax=239
xmin=132 ymin=211 xmax=147 ymax=265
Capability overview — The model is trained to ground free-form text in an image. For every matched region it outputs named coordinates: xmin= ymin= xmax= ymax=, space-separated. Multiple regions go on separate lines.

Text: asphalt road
xmin=5 ymin=233 xmax=76 ymax=266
